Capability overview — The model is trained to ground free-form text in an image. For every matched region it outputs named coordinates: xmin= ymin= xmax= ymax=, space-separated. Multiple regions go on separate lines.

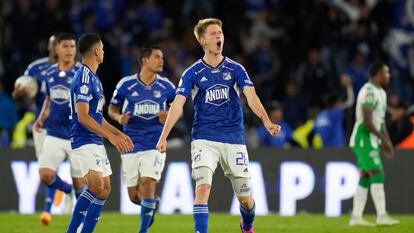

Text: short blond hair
xmin=193 ymin=18 xmax=223 ymax=43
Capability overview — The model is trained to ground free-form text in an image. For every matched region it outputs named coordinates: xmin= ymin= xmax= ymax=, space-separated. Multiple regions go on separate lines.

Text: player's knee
xmin=195 ymin=184 xmax=211 ymax=203
xmin=88 ymin=182 xmax=105 ymax=196
xmin=39 ymin=169 xmax=55 ymax=184
xmin=237 ymin=195 xmax=253 ymax=209
xmin=129 ymin=192 xmax=140 ymax=204
xmin=139 ymin=178 xmax=157 ymax=198
xmin=100 ymin=185 xmax=111 ymax=199
xmin=193 ymin=166 xmax=213 ymax=187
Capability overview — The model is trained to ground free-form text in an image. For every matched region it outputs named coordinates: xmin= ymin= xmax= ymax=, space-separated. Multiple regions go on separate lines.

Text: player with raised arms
xmin=156 ymin=18 xmax=281 ymax=233
xmin=66 ymin=33 xmax=134 ymax=233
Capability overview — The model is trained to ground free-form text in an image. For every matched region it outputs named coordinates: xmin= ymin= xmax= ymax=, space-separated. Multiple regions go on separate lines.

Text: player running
xmin=33 ymin=33 xmax=86 ymax=224
xmin=66 ymin=33 xmax=133 ymax=233
xmin=12 ymin=34 xmax=59 ymax=225
xmin=108 ymin=44 xmax=175 ymax=233
xmin=349 ymin=61 xmax=400 ymax=227
xmin=156 ymin=18 xmax=281 ymax=233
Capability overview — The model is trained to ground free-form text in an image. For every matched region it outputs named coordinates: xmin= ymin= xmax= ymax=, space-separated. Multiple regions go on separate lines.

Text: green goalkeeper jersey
xmin=349 ymin=82 xmax=387 ymax=149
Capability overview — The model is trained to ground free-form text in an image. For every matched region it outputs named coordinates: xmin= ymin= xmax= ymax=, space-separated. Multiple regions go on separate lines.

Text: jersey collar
xmin=136 ymin=73 xmax=157 ymax=89
xmin=201 ymin=56 xmax=226 ymax=70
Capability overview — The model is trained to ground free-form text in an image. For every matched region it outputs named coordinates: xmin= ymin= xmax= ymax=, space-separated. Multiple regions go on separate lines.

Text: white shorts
xmin=38 ymin=135 xmax=83 ymax=178
xmin=191 ymin=139 xmax=251 ymax=179
xmin=71 ymin=144 xmax=112 ymax=177
xmin=121 ymin=150 xmax=166 ymax=187
xmin=32 ymin=127 xmax=46 ymax=158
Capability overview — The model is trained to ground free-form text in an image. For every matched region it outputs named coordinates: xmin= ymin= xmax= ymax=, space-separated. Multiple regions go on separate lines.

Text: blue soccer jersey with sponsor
xmin=44 ymin=62 xmax=81 ymax=140
xmin=176 ymin=57 xmax=254 ymax=145
xmin=110 ymin=74 xmax=176 ymax=153
xmin=70 ymin=65 xmax=105 ymax=149
xmin=24 ymin=57 xmax=52 ymax=119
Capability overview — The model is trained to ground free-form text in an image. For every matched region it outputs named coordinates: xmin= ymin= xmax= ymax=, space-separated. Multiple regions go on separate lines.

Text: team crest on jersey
xmin=205 ymin=84 xmax=230 ymax=106
xmin=50 ymin=84 xmax=70 ymax=104
xmin=222 ymin=72 xmax=232 ymax=80
xmin=80 ymin=85 xmax=89 ymax=94
xmin=153 ymin=90 xmax=161 ymax=98
xmin=133 ymin=99 xmax=160 ymax=120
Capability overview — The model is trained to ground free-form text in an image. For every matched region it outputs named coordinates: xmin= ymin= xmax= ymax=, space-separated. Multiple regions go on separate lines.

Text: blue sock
xmin=193 ymin=204 xmax=208 ymax=233
xmin=75 ymin=187 xmax=86 ymax=200
xmin=80 ymin=197 xmax=106 ymax=233
xmin=240 ymin=202 xmax=255 ymax=230
xmin=139 ymin=198 xmax=156 ymax=233
xmin=47 ymin=175 xmax=72 ymax=194
xmin=43 ymin=187 xmax=56 ymax=213
xmin=66 ymin=189 xmax=95 ymax=233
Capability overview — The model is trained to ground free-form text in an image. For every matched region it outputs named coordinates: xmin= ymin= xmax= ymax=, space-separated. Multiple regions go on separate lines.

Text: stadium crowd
xmin=1 ymin=0 xmax=414 ymax=149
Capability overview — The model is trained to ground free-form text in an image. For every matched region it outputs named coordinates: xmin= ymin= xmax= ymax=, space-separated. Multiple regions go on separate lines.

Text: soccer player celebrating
xmin=349 ymin=61 xmax=399 ymax=226
xmin=156 ymin=18 xmax=281 ymax=233
xmin=108 ymin=45 xmax=175 ymax=233
xmin=33 ymin=33 xmax=86 ymax=225
xmin=66 ymin=33 xmax=134 ymax=233
xmin=12 ymin=34 xmax=59 ymax=225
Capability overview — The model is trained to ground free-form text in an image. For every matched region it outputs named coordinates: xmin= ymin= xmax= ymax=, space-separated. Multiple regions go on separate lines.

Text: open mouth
xmin=217 ymin=41 xmax=222 ymax=48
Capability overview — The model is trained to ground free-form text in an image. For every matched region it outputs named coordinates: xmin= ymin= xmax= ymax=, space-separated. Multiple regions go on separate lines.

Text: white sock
xmin=370 ymin=183 xmax=386 ymax=217
xmin=352 ymin=185 xmax=368 ymax=218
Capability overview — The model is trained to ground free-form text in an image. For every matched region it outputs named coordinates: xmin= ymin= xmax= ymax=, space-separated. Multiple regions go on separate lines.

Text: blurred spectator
xmin=313 ymin=80 xmax=354 ymax=148
xmin=0 ymin=80 xmax=19 ymax=146
xmin=296 ymin=48 xmax=332 ymax=107
xmin=249 ymin=36 xmax=281 ymax=101
xmin=282 ymin=81 xmax=308 ymax=129
xmin=138 ymin=0 xmax=166 ymax=39
xmin=342 ymin=43 xmax=370 ymax=94
xmin=386 ymin=100 xmax=414 ymax=148
xmin=256 ymin=101 xmax=293 ymax=148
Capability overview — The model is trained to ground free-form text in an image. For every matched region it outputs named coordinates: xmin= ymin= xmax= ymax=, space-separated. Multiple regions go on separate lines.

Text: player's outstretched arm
xmin=156 ymin=95 xmax=186 ymax=152
xmin=76 ymin=102 xmax=133 ymax=153
xmin=33 ymin=96 xmax=50 ymax=132
xmin=243 ymin=86 xmax=281 ymax=136
xmin=108 ymin=104 xmax=130 ymax=125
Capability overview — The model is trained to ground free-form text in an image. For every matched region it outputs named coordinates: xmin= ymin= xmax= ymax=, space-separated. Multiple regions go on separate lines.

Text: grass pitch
xmin=0 ymin=213 xmax=413 ymax=233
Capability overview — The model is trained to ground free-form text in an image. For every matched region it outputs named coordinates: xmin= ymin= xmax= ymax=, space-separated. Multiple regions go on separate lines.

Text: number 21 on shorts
xmin=236 ymin=152 xmax=248 ymax=166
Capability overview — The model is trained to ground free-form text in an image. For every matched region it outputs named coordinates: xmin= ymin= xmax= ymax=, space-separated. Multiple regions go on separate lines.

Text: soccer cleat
xmin=149 ymin=195 xmax=160 ymax=228
xmin=376 ymin=215 xmax=400 ymax=226
xmin=240 ymin=219 xmax=255 ymax=233
xmin=349 ymin=216 xmax=375 ymax=227
xmin=40 ymin=211 xmax=52 ymax=226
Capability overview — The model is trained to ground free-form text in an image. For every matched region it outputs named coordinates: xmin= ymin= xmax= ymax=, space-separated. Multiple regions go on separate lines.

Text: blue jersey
xmin=110 ymin=74 xmax=176 ymax=153
xmin=24 ymin=57 xmax=53 ymax=119
xmin=176 ymin=57 xmax=254 ymax=145
xmin=313 ymin=108 xmax=345 ymax=147
xmin=44 ymin=62 xmax=81 ymax=140
xmin=70 ymin=65 xmax=105 ymax=149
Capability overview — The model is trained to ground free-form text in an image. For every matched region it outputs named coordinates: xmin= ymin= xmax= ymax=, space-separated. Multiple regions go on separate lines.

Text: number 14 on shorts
xmin=236 ymin=152 xmax=248 ymax=166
